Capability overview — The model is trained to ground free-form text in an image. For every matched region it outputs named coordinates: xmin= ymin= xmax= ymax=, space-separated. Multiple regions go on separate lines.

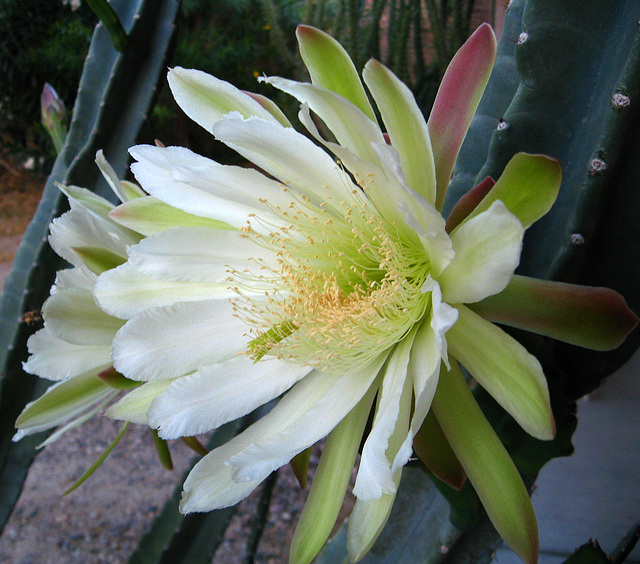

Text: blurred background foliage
xmin=1 ymin=0 xmax=500 ymax=166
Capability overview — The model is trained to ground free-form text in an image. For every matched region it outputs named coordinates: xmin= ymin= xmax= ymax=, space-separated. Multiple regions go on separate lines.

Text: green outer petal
xmin=363 ymin=59 xmax=437 ymax=205
xmin=432 ymin=360 xmax=539 ymax=564
xmin=15 ymin=368 xmax=113 ymax=435
xmin=413 ymin=410 xmax=466 ymax=490
xmin=59 ymin=183 xmax=114 ymax=218
xmin=72 ymin=245 xmax=126 ymax=275
xmin=106 ymin=380 xmax=174 ymax=424
xmin=447 ymin=305 xmax=555 ymax=440
xmin=347 ymin=362 xmax=413 ymax=562
xmin=289 ymin=383 xmax=377 ymax=564
xmin=109 ymin=196 xmax=234 ymax=236
xmin=429 ymin=23 xmax=497 ymax=211
xmin=456 ymin=153 xmax=562 ymax=230
xmin=295 ymin=24 xmax=376 ymax=121
xmin=167 ymin=67 xmax=280 ymax=132
xmin=471 ymin=275 xmax=639 ymax=351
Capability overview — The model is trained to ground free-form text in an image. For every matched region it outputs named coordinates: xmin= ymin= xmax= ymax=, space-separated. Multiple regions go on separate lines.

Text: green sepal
xmin=289 ymin=446 xmax=311 ymax=489
xmin=445 ymin=176 xmax=495 ymax=233
xmin=181 ymin=436 xmax=209 ymax=457
xmin=72 ymin=246 xmax=126 ymax=275
xmin=432 ymin=360 xmax=539 ymax=564
xmin=109 ymin=196 xmax=234 ymax=236
xmin=152 ymin=428 xmax=173 ymax=471
xmin=455 ymin=153 xmax=561 ymax=232
xmin=97 ymin=366 xmax=142 ymax=390
xmin=471 ymin=275 xmax=639 ymax=351
xmin=296 ymin=25 xmax=376 ymax=121
xmin=413 ymin=409 xmax=466 ymax=490
xmin=15 ymin=370 xmax=112 ymax=432
xmin=289 ymin=383 xmax=376 ymax=564
xmin=64 ymin=422 xmax=129 ymax=494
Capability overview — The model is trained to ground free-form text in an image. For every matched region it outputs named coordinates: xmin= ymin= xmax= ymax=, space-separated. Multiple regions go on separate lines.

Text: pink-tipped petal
xmin=429 ymin=24 xmax=497 ymax=210
xmin=472 ymin=275 xmax=639 ymax=351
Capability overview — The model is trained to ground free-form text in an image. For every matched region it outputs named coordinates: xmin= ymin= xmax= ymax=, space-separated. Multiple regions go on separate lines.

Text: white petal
xmin=95 ymin=149 xmax=128 ymax=202
xmin=48 ymin=208 xmax=130 ymax=268
xmin=180 ymin=354 xmax=386 ymax=512
xmin=129 ymin=144 xmax=292 ymax=229
xmin=106 ymin=380 xmax=175 ymax=424
xmin=440 ymin=200 xmax=524 ymax=304
xmin=43 ymin=287 xmax=124 ymax=346
xmin=262 ymin=76 xmax=385 ymax=166
xmin=353 ymin=333 xmax=414 ymax=500
xmin=149 ymin=356 xmax=312 ymax=439
xmin=112 ymin=300 xmax=249 ymax=381
xmin=391 ymin=318 xmax=442 ymax=473
xmin=168 ymin=67 xmax=282 ymax=132
xmin=52 ymin=266 xmax=96 ymax=293
xmin=422 ymin=276 xmax=459 ymax=367
xmin=126 ymin=227 xmax=277 ymax=284
xmin=23 ymin=328 xmax=112 ymax=381
xmin=94 ymin=262 xmax=237 ymax=320
xmin=397 ymin=194 xmax=454 ymax=277
xmin=211 ymin=114 xmax=358 ymax=212
xmin=347 ymin=355 xmax=413 ymax=560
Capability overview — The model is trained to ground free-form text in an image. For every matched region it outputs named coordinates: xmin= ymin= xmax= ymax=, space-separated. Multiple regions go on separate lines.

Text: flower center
xmin=231 ymin=189 xmax=431 ymax=371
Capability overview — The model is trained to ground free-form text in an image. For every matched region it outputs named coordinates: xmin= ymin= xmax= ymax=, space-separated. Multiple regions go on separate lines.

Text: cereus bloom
xmin=14 ymin=153 xmax=143 ymax=443
xmin=89 ymin=24 xmax=636 ymax=564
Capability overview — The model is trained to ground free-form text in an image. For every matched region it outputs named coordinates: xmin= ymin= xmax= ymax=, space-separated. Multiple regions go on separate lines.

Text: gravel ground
xmin=0 ymin=415 xmax=332 ymax=563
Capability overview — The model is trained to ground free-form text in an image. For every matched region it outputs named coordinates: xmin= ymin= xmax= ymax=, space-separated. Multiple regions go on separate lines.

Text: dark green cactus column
xmin=0 ymin=0 xmax=179 ymax=533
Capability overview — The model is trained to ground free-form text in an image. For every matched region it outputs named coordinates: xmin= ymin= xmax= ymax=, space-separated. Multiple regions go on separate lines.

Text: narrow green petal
xmin=432 ymin=360 xmax=539 ymax=564
xmin=15 ymin=369 xmax=113 ymax=434
xmin=413 ymin=410 xmax=466 ymax=490
xmin=447 ymin=305 xmax=555 ymax=440
xmin=296 ymin=24 xmax=376 ymax=121
xmin=445 ymin=176 xmax=495 ymax=232
xmin=106 ymin=380 xmax=175 ymax=424
xmin=64 ymin=422 xmax=129 ymax=494
xmin=363 ymin=59 xmax=437 ymax=205
xmin=471 ymin=275 xmax=639 ymax=351
xmin=151 ymin=429 xmax=173 ymax=470
xmin=347 ymin=362 xmax=413 ymax=561
xmin=429 ymin=23 xmax=497 ymax=210
xmin=109 ymin=196 xmax=234 ymax=236
xmin=59 ymin=183 xmax=114 ymax=218
xmin=289 ymin=447 xmax=311 ymax=489
xmin=72 ymin=245 xmax=126 ymax=275
xmin=457 ymin=153 xmax=562 ymax=230
xmin=289 ymin=384 xmax=376 ymax=564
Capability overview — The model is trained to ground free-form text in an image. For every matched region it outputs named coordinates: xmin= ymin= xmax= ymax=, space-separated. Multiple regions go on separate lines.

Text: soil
xmin=0 ymin=160 xmax=351 ymax=563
